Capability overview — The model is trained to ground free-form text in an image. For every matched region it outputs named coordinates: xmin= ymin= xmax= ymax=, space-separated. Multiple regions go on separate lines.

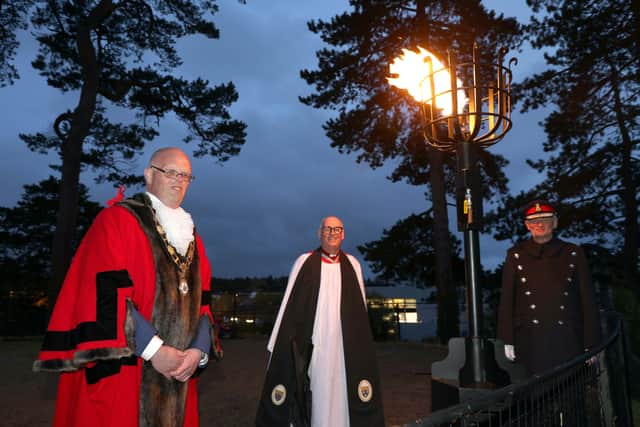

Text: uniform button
xmin=558 ymin=320 xmax=564 ymax=325
xmin=532 ymin=319 xmax=539 ymax=324
xmin=567 ymin=277 xmax=572 ymax=282
xmin=560 ymin=305 xmax=565 ymax=310
xmin=525 ymin=291 xmax=531 ymax=296
xmin=530 ymin=304 xmax=536 ymax=309
xmin=571 ymin=251 xmax=577 ymax=256
xmin=521 ymin=277 xmax=527 ymax=283
xmin=564 ymin=291 xmax=569 ymax=296
xmin=514 ymin=253 xmax=520 ymax=259
xmin=569 ymin=263 xmax=575 ymax=268
xmin=517 ymin=265 xmax=523 ymax=270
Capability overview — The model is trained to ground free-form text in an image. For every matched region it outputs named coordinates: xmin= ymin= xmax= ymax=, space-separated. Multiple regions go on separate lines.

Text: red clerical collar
xmin=321 ymin=249 xmax=340 ymax=263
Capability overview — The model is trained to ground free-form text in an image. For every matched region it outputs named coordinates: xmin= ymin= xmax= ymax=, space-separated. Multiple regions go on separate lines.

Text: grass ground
xmin=0 ymin=336 xmax=448 ymax=427
xmin=4 ymin=336 xmax=633 ymax=426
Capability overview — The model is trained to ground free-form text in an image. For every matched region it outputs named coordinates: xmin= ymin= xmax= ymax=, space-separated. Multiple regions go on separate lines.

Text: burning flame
xmin=388 ymin=47 xmax=467 ymax=115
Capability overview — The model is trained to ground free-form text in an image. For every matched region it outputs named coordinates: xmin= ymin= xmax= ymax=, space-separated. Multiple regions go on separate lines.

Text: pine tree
xmin=301 ymin=0 xmax=519 ymax=341
xmin=0 ymin=0 xmax=35 ymax=85
xmin=0 ymin=176 xmax=101 ymax=291
xmin=2 ymin=1 xmax=248 ymax=308
xmin=492 ymin=0 xmax=639 ymax=290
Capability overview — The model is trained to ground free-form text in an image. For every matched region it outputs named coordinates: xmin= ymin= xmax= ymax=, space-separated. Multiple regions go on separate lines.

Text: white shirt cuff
xmin=141 ymin=335 xmax=164 ymax=361
xmin=198 ymin=351 xmax=209 ymax=367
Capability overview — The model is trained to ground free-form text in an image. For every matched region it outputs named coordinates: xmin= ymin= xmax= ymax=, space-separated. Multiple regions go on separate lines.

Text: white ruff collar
xmin=146 ymin=192 xmax=194 ymax=256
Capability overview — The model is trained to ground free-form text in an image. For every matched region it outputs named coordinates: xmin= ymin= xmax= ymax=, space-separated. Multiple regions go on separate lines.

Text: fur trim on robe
xmin=33 ymin=194 xmax=214 ymax=427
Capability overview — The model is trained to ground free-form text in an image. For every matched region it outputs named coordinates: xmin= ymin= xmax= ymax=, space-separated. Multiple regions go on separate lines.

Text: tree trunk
xmin=47 ymin=5 xmax=111 ymax=314
xmin=413 ymin=0 xmax=458 ymax=344
xmin=608 ymin=60 xmax=639 ymax=292
xmin=429 ymin=149 xmax=459 ymax=343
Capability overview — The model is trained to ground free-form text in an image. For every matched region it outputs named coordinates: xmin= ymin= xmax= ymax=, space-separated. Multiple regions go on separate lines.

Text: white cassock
xmin=267 ymin=252 xmax=367 ymax=427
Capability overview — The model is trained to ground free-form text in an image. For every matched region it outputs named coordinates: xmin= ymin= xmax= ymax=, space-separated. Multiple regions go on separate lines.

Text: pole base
xmin=430 ymin=337 xmax=527 ymax=411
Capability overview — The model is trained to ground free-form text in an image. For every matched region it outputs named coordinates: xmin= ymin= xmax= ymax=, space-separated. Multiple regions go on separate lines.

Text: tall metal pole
xmin=388 ymin=44 xmax=518 ymax=405
xmin=456 ymin=141 xmax=485 ymax=383
xmin=464 ymin=230 xmax=483 ymax=338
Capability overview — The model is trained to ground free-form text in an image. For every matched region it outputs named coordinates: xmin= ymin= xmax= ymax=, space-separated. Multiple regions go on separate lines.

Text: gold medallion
xmin=357 ymin=379 xmax=373 ymax=403
xmin=179 ymin=279 xmax=189 ymax=295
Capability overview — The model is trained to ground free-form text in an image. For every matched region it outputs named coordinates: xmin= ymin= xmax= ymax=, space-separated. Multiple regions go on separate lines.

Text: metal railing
xmin=406 ymin=311 xmax=634 ymax=426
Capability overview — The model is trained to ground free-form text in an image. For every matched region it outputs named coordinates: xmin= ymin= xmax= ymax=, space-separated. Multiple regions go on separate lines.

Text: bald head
xmin=144 ymin=147 xmax=192 ymax=208
xmin=318 ymin=216 xmax=345 ymax=255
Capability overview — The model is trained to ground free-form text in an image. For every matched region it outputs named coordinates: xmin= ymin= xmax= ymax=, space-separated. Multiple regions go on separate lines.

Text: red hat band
xmin=525 ymin=202 xmax=555 ymax=220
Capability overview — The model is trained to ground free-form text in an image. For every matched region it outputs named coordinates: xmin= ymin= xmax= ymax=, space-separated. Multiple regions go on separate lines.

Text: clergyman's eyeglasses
xmin=322 ymin=226 xmax=344 ymax=235
xmin=150 ymin=165 xmax=195 ymax=183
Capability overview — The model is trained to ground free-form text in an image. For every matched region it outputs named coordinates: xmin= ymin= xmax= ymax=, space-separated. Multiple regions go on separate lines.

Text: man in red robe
xmin=34 ymin=147 xmax=219 ymax=427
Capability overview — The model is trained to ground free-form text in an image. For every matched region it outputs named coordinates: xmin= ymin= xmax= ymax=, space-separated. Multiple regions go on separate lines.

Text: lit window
xmin=369 ymin=297 xmax=419 ymax=324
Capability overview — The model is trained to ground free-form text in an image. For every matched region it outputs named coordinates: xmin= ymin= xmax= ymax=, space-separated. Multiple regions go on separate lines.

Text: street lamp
xmin=388 ymin=43 xmax=522 ymax=407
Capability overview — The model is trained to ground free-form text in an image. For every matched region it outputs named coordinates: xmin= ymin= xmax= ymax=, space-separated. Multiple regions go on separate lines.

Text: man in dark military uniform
xmin=497 ymin=200 xmax=602 ymax=375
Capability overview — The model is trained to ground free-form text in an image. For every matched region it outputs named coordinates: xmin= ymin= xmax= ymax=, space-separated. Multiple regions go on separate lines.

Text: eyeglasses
xmin=321 ymin=226 xmax=344 ymax=235
xmin=150 ymin=165 xmax=195 ymax=183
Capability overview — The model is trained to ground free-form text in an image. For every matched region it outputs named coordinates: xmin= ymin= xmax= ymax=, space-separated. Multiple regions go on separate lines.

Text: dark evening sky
xmin=0 ymin=1 xmax=549 ymax=278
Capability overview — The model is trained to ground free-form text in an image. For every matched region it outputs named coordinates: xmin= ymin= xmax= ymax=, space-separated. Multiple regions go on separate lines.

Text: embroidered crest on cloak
xmin=255 ymin=249 xmax=385 ymax=427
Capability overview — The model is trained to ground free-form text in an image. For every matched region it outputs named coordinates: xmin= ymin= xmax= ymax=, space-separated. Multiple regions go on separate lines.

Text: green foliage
xmin=484 ymin=190 xmax=536 ymax=244
xmin=12 ymin=0 xmax=247 ymax=185
xmin=301 ymin=0 xmax=519 ymax=191
xmin=358 ymin=211 xmax=463 ymax=287
xmin=0 ymin=0 xmax=36 ymax=86
xmin=0 ymin=176 xmax=101 ymax=334
xmin=481 ymin=266 xmax=503 ymax=337
xmin=0 ymin=176 xmax=101 ymax=285
xmin=489 ymin=0 xmax=640 ymax=286
xmin=3 ymin=1 xmax=248 ymax=304
xmin=613 ymin=287 xmax=640 ymax=356
xmin=302 ymin=0 xmax=521 ymax=344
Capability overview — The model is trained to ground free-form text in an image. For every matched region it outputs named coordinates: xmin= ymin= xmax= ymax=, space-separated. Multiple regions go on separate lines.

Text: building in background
xmin=211 ymin=281 xmax=469 ymax=342
xmin=366 ymin=283 xmax=435 ymax=341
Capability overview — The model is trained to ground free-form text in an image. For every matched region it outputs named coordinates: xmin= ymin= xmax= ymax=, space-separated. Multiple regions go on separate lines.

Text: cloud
xmin=0 ymin=0 xmax=547 ymax=281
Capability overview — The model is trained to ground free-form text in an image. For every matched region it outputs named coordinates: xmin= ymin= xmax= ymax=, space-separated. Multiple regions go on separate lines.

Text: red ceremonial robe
xmin=33 ymin=197 xmax=213 ymax=427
